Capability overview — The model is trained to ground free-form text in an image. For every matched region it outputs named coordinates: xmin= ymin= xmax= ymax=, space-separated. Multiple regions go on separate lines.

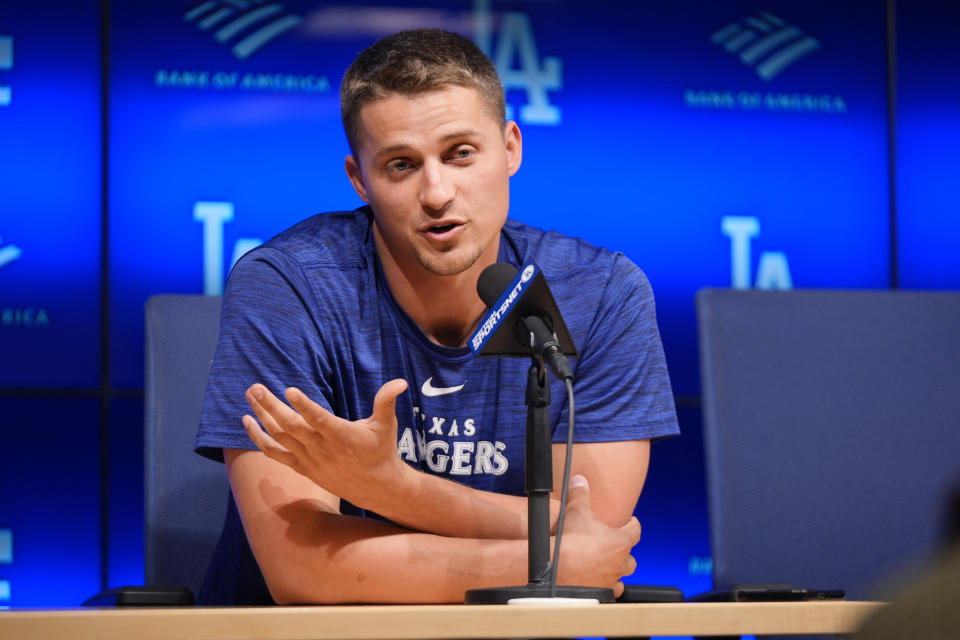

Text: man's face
xmin=345 ymin=85 xmax=521 ymax=278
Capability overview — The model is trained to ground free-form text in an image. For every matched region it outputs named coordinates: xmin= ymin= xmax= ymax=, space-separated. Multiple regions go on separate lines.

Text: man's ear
xmin=345 ymin=155 xmax=370 ymax=203
xmin=504 ymin=121 xmax=522 ymax=177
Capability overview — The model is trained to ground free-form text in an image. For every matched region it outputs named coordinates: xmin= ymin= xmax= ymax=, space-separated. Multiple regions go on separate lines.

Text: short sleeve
xmin=195 ymin=247 xmax=335 ymax=461
xmin=556 ymin=255 xmax=680 ymax=443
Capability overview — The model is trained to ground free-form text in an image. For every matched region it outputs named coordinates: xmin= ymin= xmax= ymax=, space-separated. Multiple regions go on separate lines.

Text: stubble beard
xmin=413 ymin=241 xmax=486 ymax=277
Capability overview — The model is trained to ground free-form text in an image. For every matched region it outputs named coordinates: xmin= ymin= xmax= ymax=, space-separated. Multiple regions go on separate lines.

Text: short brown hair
xmin=340 ymin=28 xmax=506 ymax=155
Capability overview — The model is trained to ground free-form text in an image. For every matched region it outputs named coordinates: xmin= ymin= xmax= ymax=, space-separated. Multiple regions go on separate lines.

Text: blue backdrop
xmin=1 ymin=0 xmax=957 ymax=609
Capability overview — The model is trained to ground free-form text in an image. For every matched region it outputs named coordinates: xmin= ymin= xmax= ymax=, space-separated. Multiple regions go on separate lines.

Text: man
xmin=195 ymin=28 xmax=679 ymax=605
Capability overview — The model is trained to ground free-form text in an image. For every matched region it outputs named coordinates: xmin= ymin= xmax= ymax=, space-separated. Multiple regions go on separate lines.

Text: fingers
xmin=613 ymin=580 xmax=625 ymax=599
xmin=246 ymin=384 xmax=302 ymax=432
xmin=566 ymin=474 xmax=592 ymax=511
xmin=285 ymin=386 xmax=336 ymax=428
xmin=623 ymin=516 xmax=642 ymax=546
xmin=245 ymin=384 xmax=310 ymax=457
xmin=371 ymin=378 xmax=408 ymax=426
xmin=619 ymin=520 xmax=640 ymax=587
xmin=242 ymin=414 xmax=299 ymax=467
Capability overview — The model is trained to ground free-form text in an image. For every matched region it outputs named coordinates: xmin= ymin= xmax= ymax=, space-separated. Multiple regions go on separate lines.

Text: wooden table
xmin=0 ymin=601 xmax=885 ymax=639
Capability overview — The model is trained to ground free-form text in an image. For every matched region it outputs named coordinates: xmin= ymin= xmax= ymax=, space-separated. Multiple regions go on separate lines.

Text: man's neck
xmin=373 ymin=230 xmax=496 ymax=349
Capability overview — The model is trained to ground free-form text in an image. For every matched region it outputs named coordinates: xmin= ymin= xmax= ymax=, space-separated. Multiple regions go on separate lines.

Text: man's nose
xmin=418 ymin=160 xmax=455 ymax=213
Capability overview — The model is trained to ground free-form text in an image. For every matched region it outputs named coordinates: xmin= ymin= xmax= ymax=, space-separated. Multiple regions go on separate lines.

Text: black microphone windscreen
xmin=477 ymin=262 xmax=519 ymax=308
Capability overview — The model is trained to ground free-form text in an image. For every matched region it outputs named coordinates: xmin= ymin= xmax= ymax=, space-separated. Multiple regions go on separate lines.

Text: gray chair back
xmin=697 ymin=288 xmax=960 ymax=599
xmin=144 ymin=294 xmax=227 ymax=595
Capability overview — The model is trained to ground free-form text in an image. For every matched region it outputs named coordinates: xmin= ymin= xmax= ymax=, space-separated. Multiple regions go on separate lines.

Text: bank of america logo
xmin=0 ymin=36 xmax=12 ymax=107
xmin=0 ymin=237 xmax=22 ymax=269
xmin=711 ymin=12 xmax=820 ymax=81
xmin=183 ymin=1 xmax=302 ymax=60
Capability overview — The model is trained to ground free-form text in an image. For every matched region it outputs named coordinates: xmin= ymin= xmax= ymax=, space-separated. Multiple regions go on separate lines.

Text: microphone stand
xmin=464 ymin=354 xmax=614 ymax=604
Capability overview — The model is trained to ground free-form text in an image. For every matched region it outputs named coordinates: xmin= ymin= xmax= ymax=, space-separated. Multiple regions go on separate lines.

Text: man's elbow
xmin=266 ymin=578 xmax=308 ymax=606
xmin=264 ymin=572 xmax=340 ymax=605
xmin=261 ymin=561 xmax=368 ymax=605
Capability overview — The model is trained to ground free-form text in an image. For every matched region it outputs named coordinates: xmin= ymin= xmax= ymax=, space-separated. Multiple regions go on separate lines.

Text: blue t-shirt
xmin=195 ymin=206 xmax=679 ymax=604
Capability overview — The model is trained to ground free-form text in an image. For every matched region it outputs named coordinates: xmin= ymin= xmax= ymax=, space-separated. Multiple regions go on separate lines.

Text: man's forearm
xmin=255 ymin=509 xmax=534 ymax=604
xmin=365 ymin=463 xmax=559 ymax=540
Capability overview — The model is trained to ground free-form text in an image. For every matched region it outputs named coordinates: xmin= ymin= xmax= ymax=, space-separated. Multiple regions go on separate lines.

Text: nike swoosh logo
xmin=421 ymin=377 xmax=466 ymax=397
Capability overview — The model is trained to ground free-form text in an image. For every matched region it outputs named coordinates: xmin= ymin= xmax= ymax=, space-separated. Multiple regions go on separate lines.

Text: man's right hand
xmin=242 ymin=379 xmax=411 ymax=510
xmin=556 ymin=475 xmax=642 ymax=598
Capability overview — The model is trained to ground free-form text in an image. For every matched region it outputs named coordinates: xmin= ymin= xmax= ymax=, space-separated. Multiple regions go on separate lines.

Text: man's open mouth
xmin=425 ymin=222 xmax=460 ymax=234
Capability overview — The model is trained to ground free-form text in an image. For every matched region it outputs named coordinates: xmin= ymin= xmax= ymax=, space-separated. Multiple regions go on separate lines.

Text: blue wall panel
xmin=896 ymin=1 xmax=960 ymax=289
xmin=632 ymin=405 xmax=712 ymax=596
xmin=0 ymin=1 xmax=102 ymax=388
xmin=0 ymin=397 xmax=101 ymax=607
xmin=108 ymin=0 xmax=368 ymax=387
xmin=107 ymin=396 xmax=145 ymax=589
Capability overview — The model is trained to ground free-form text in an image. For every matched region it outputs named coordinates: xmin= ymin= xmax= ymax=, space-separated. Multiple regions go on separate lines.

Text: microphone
xmin=476 ymin=262 xmax=574 ymax=381
xmin=466 ymin=263 xmax=612 ymax=605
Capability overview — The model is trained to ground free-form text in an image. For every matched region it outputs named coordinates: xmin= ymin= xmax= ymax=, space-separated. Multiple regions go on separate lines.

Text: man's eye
xmin=387 ymin=160 xmax=410 ymax=173
xmin=451 ymin=147 xmax=474 ymax=161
